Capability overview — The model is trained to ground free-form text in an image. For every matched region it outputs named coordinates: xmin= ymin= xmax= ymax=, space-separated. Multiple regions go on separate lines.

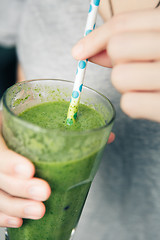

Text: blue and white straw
xmin=66 ymin=0 xmax=100 ymax=125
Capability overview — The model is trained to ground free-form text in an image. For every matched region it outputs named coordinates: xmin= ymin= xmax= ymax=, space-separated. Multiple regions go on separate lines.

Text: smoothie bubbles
xmin=2 ymin=79 xmax=115 ymax=240
xmin=67 ymin=0 xmax=100 ymax=125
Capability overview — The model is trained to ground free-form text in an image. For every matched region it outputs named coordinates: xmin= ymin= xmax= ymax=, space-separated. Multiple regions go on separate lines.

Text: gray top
xmin=0 ymin=0 xmax=25 ymax=46
xmin=0 ymin=1 xmax=160 ymax=240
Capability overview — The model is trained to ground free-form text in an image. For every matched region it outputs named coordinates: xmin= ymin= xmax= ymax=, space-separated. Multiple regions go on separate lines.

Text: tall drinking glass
xmin=2 ymin=79 xmax=115 ymax=240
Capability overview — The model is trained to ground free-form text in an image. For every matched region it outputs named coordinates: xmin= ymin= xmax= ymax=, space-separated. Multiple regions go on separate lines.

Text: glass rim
xmin=2 ymin=79 xmax=116 ymax=135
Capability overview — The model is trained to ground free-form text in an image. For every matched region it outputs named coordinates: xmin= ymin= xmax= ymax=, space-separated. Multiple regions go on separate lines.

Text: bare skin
xmin=0 ymin=112 xmax=51 ymax=227
xmin=73 ymin=3 xmax=160 ymax=122
xmin=0 ymin=0 xmax=158 ymax=228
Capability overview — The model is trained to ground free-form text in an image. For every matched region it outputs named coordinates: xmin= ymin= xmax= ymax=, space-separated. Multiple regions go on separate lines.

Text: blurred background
xmin=0 ymin=46 xmax=17 ymax=98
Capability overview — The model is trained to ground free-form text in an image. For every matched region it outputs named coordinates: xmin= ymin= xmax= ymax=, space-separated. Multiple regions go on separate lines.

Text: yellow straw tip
xmin=66 ymin=118 xmax=74 ymax=126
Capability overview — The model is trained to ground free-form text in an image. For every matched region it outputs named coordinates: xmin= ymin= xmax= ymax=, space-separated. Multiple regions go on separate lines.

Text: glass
xmin=2 ymin=79 xmax=115 ymax=240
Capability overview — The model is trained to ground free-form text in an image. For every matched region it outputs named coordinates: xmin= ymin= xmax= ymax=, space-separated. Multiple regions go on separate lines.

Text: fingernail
xmin=7 ymin=218 xmax=19 ymax=228
xmin=24 ymin=205 xmax=43 ymax=219
xmin=14 ymin=164 xmax=32 ymax=178
xmin=72 ymin=42 xmax=84 ymax=58
xmin=28 ymin=185 xmax=48 ymax=201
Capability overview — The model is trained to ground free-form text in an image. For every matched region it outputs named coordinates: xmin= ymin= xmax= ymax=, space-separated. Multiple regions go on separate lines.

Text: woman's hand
xmin=0 ymin=112 xmax=51 ymax=228
xmin=72 ymin=9 xmax=160 ymax=122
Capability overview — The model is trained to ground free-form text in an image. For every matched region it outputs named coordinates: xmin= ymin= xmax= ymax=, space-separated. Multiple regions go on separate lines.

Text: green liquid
xmin=7 ymin=101 xmax=106 ymax=240
xmin=18 ymin=101 xmax=105 ymax=131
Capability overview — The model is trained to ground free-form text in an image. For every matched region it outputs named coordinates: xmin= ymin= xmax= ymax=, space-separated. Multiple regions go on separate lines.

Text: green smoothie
xmin=6 ymin=101 xmax=107 ymax=240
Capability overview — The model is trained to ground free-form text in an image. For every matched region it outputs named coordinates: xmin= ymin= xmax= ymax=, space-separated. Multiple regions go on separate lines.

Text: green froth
xmin=19 ymin=101 xmax=105 ymax=131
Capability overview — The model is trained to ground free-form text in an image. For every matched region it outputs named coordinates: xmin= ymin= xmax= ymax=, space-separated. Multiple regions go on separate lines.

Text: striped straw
xmin=66 ymin=0 xmax=100 ymax=125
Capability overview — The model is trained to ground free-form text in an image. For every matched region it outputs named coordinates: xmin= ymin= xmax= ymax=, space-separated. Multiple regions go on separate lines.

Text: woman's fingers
xmin=111 ymin=62 xmax=160 ymax=93
xmin=108 ymin=32 xmax=160 ymax=64
xmin=0 ymin=171 xmax=51 ymax=223
xmin=0 ymin=190 xmax=45 ymax=220
xmin=0 ymin=112 xmax=51 ymax=227
xmin=72 ymin=9 xmax=160 ymax=61
xmin=89 ymin=50 xmax=112 ymax=67
xmin=0 ymin=149 xmax=35 ymax=178
xmin=121 ymin=92 xmax=160 ymax=122
xmin=0 ymin=112 xmax=35 ymax=179
xmin=0 ymin=173 xmax=51 ymax=201
xmin=0 ymin=136 xmax=51 ymax=202
xmin=0 ymin=212 xmax=23 ymax=228
xmin=107 ymin=132 xmax=115 ymax=144
xmin=111 ymin=61 xmax=160 ymax=122
xmin=0 ymin=112 xmax=51 ymax=201
xmin=82 ymin=31 xmax=160 ymax=67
